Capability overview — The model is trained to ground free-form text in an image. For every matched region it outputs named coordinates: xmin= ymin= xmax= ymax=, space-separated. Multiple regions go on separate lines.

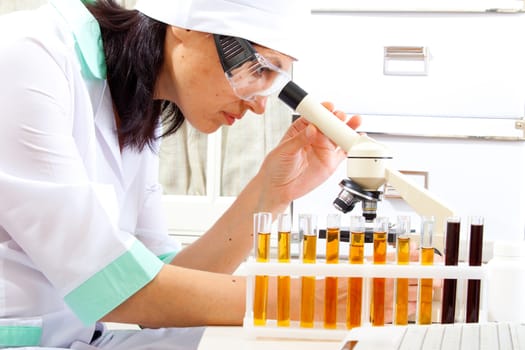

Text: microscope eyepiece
xmin=278 ymin=81 xmax=307 ymax=111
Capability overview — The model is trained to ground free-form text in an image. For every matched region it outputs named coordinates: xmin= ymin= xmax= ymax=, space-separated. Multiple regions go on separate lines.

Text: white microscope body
xmin=278 ymin=81 xmax=454 ymax=239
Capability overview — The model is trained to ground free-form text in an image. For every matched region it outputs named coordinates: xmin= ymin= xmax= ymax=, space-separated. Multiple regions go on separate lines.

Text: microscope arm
xmin=385 ymin=167 xmax=455 ymax=247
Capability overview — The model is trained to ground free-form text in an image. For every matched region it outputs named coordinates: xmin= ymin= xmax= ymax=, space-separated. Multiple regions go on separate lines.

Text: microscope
xmin=278 ymin=81 xmax=454 ymax=245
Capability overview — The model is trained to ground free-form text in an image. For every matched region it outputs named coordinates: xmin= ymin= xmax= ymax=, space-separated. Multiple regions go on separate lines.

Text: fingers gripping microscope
xmin=278 ymin=81 xmax=454 ymax=243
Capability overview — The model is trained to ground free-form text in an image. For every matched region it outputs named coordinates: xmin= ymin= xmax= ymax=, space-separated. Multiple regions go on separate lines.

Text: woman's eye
xmin=255 ymin=66 xmax=271 ymax=77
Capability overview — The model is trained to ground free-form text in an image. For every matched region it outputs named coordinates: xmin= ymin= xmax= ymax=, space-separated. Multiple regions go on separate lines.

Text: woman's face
xmin=156 ymin=26 xmax=294 ymax=133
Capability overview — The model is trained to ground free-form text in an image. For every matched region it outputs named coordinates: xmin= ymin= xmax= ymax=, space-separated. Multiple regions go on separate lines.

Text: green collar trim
xmin=50 ymin=0 xmax=106 ymax=79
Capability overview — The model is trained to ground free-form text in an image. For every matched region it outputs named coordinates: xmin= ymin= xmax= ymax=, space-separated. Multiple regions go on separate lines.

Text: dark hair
xmin=85 ymin=0 xmax=184 ymax=151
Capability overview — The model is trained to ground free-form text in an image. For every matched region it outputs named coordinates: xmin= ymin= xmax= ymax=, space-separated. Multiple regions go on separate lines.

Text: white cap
xmin=134 ymin=0 xmax=311 ymax=60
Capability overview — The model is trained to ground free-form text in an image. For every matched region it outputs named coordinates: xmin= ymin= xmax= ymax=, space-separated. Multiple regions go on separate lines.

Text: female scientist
xmin=0 ymin=0 xmax=361 ymax=348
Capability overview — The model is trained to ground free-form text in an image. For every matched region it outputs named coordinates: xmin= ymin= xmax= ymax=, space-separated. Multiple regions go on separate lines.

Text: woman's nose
xmin=244 ymin=95 xmax=268 ymax=115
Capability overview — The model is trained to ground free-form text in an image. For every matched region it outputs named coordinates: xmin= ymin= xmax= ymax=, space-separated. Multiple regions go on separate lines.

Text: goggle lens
xmin=226 ymin=54 xmax=291 ymax=101
xmin=214 ymin=35 xmax=291 ymax=101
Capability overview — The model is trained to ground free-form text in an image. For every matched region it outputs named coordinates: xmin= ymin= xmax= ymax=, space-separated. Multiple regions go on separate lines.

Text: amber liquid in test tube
xmin=371 ymin=217 xmax=388 ymax=326
xmin=299 ymin=214 xmax=317 ymax=328
xmin=441 ymin=217 xmax=461 ymax=324
xmin=347 ymin=216 xmax=365 ymax=329
xmin=253 ymin=212 xmax=272 ymax=326
xmin=394 ymin=216 xmax=411 ymax=325
xmin=418 ymin=216 xmax=435 ymax=325
xmin=277 ymin=213 xmax=291 ymax=327
xmin=324 ymin=213 xmax=340 ymax=329
xmin=466 ymin=216 xmax=484 ymax=323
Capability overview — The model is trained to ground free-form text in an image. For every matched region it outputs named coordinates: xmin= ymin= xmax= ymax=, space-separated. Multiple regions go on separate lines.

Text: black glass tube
xmin=466 ymin=217 xmax=483 ymax=323
xmin=441 ymin=217 xmax=461 ymax=324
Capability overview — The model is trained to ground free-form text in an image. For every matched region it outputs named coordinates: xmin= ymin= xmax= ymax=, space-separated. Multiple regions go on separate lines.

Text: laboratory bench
xmin=197 ymin=322 xmax=525 ymax=350
xmin=197 ymin=326 xmax=342 ymax=350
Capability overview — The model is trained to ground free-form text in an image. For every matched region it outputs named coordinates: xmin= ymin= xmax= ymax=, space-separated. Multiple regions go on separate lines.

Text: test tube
xmin=441 ymin=216 xmax=461 ymax=324
xmin=277 ymin=213 xmax=292 ymax=327
xmin=253 ymin=212 xmax=272 ymax=326
xmin=324 ymin=213 xmax=340 ymax=329
xmin=466 ymin=216 xmax=484 ymax=323
xmin=347 ymin=215 xmax=365 ymax=329
xmin=299 ymin=214 xmax=317 ymax=328
xmin=418 ymin=216 xmax=434 ymax=325
xmin=371 ymin=216 xmax=389 ymax=326
xmin=394 ymin=216 xmax=411 ymax=325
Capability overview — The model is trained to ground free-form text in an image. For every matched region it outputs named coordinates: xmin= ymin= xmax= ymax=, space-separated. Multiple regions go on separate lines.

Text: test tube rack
xmin=243 ymin=259 xmax=487 ymax=340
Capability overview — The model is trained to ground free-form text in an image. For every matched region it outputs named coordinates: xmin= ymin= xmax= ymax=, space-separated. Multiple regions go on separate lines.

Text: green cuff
xmin=158 ymin=251 xmax=178 ymax=264
xmin=64 ymin=240 xmax=163 ymax=325
xmin=0 ymin=325 xmax=42 ymax=347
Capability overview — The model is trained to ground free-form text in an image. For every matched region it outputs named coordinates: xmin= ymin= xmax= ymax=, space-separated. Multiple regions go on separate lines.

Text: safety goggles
xmin=213 ymin=34 xmax=291 ymax=101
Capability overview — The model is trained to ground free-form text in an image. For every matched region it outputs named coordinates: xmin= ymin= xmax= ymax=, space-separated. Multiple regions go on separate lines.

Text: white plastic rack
xmin=243 ymin=258 xmax=487 ymax=341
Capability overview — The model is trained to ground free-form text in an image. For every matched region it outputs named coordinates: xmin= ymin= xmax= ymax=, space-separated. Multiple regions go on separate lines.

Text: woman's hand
xmin=255 ymin=102 xmax=361 ymax=212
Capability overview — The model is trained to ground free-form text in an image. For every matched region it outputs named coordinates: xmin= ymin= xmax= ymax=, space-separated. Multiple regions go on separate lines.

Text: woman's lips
xmin=224 ymin=112 xmax=241 ymax=126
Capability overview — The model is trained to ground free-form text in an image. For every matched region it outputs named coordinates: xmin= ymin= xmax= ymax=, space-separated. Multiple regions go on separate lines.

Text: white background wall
xmin=292 ymin=7 xmax=525 ymax=249
xmin=0 ymin=0 xmax=46 ymax=14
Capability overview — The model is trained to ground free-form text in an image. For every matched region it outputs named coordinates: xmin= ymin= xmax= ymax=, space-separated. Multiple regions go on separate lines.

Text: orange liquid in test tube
xmin=324 ymin=213 xmax=340 ymax=329
xmin=253 ymin=212 xmax=271 ymax=326
xmin=277 ymin=213 xmax=292 ymax=327
xmin=347 ymin=216 xmax=365 ymax=329
xmin=395 ymin=216 xmax=411 ymax=325
xmin=419 ymin=247 xmax=434 ymax=324
xmin=418 ymin=216 xmax=434 ymax=325
xmin=371 ymin=217 xmax=388 ymax=327
xmin=395 ymin=237 xmax=410 ymax=325
xmin=300 ymin=214 xmax=317 ymax=328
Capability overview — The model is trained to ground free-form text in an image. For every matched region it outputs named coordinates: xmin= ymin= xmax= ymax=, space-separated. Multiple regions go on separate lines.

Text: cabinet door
xmin=296 ymin=1 xmax=525 ymax=140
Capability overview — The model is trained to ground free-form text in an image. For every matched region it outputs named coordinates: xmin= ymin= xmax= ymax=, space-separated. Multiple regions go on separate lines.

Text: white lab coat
xmin=0 ymin=2 xmax=204 ymax=349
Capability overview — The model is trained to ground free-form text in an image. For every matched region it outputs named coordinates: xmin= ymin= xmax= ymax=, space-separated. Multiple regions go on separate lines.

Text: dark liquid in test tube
xmin=466 ymin=222 xmax=483 ymax=323
xmin=441 ymin=219 xmax=461 ymax=324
